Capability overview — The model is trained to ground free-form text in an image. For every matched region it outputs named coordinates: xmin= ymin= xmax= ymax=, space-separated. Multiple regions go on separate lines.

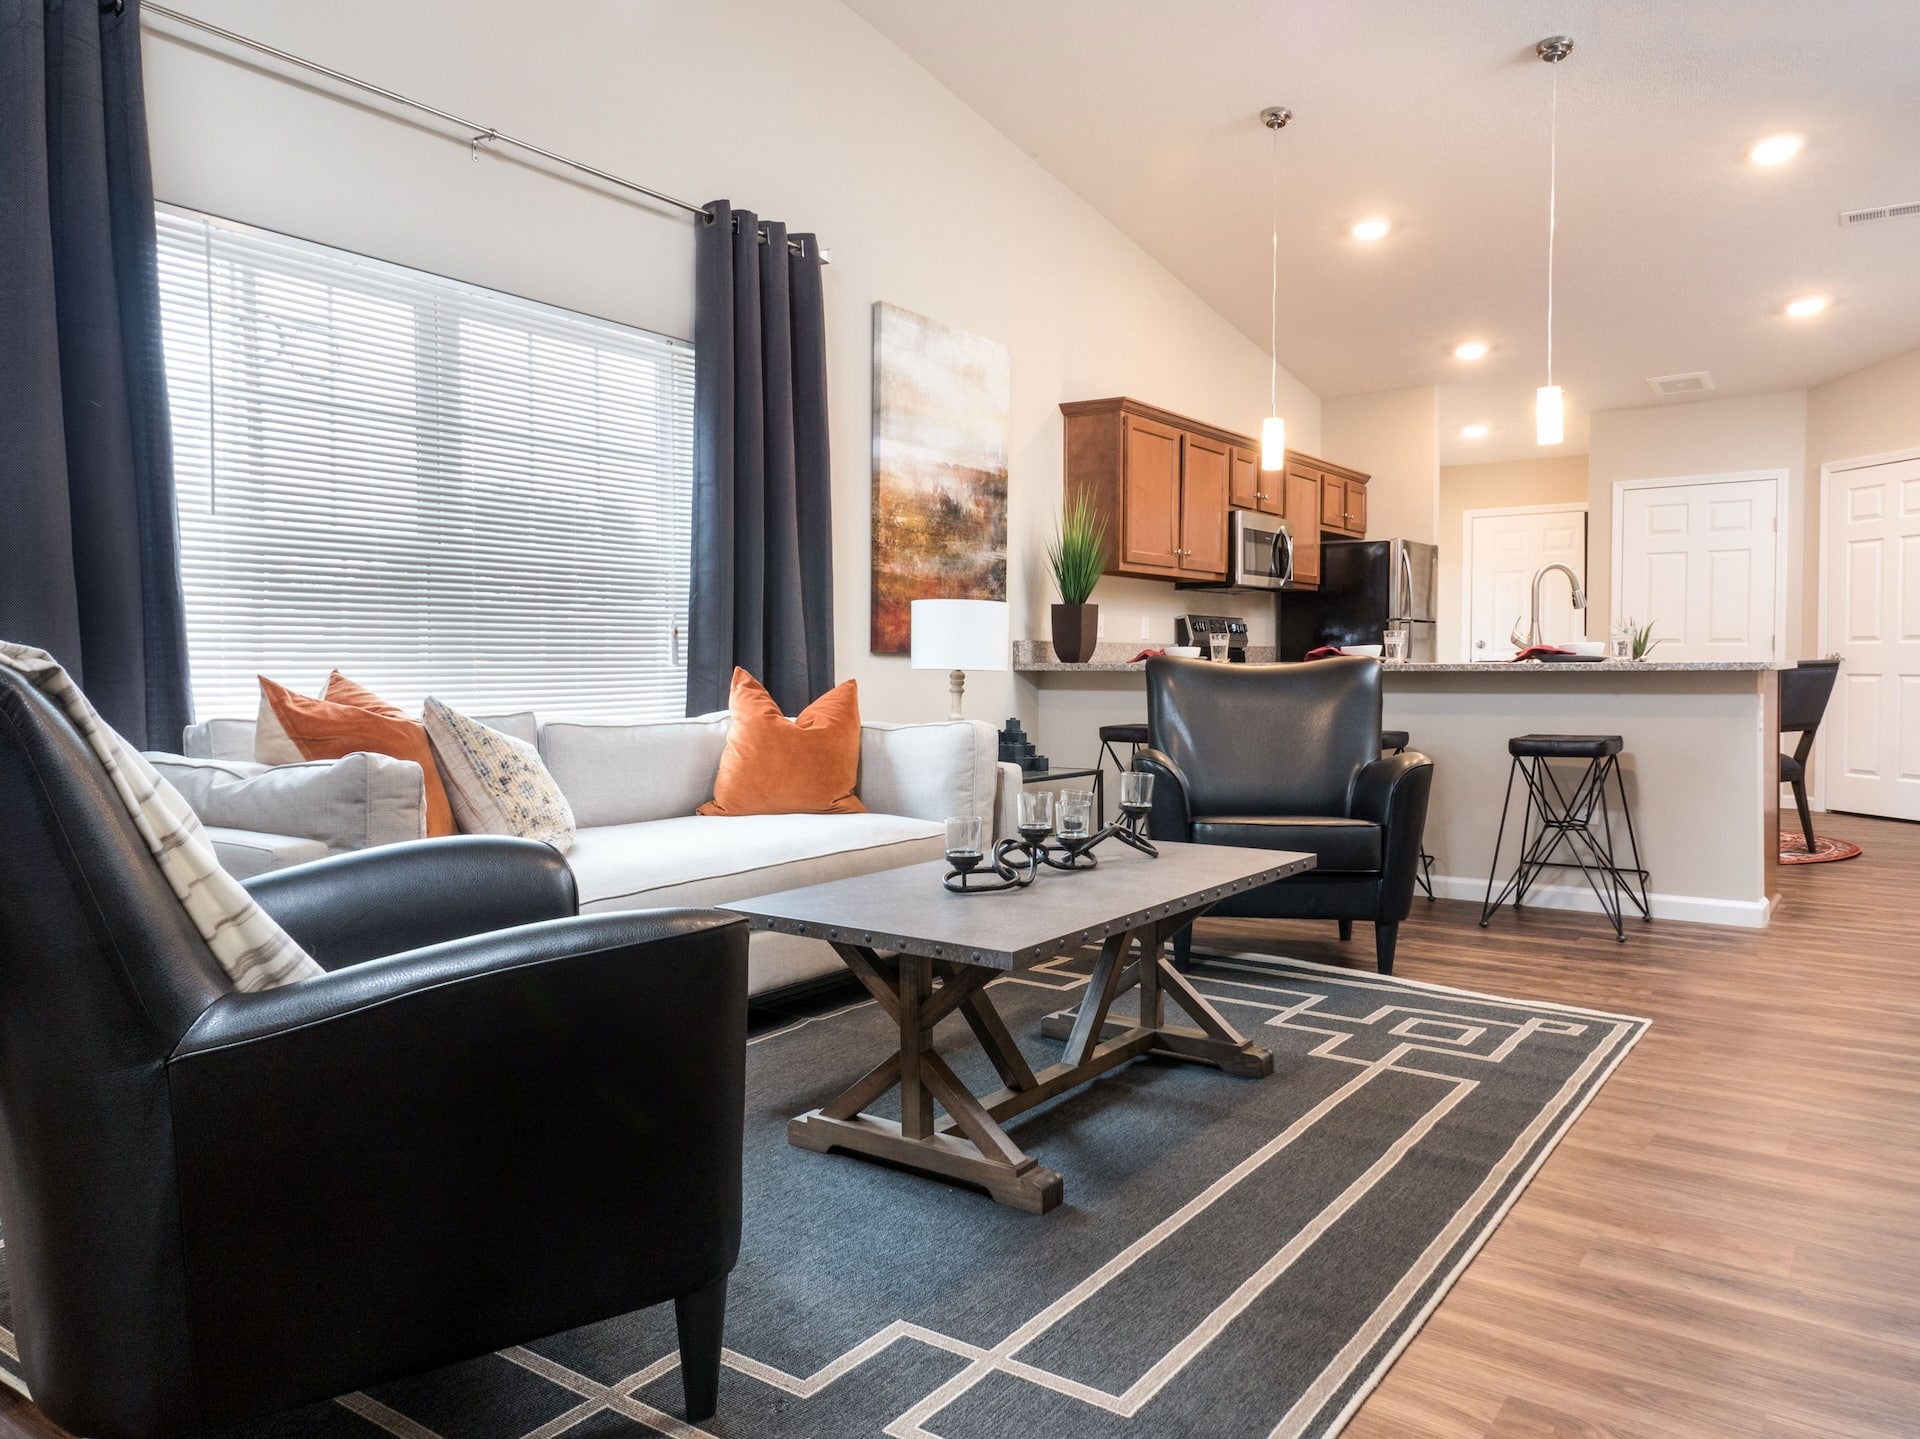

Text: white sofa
xmin=155 ymin=710 xmax=1024 ymax=996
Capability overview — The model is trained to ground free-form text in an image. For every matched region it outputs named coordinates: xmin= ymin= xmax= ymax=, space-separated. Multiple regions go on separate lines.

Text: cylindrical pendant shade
xmin=1260 ymin=416 xmax=1287 ymax=471
xmin=1535 ymin=386 xmax=1565 ymax=446
xmin=909 ymin=599 xmax=1010 ymax=672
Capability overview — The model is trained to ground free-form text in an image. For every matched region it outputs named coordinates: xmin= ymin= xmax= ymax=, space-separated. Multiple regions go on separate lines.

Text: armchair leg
xmin=1337 ymin=919 xmax=1354 ymax=942
xmin=1791 ymin=778 xmax=1816 ymax=855
xmin=675 ymin=1273 xmax=728 ymax=1421
xmin=1172 ymin=922 xmax=1194 ymax=972
xmin=1374 ymin=922 xmax=1398 ymax=975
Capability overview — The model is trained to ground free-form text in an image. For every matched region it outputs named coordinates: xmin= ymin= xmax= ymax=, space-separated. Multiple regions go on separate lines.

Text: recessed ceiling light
xmin=1749 ymin=134 xmax=1803 ymax=166
xmin=1786 ymin=295 xmax=1829 ymax=317
xmin=1454 ymin=341 xmax=1489 ymax=361
xmin=1461 ymin=424 xmax=1490 ymax=439
xmin=1350 ymin=218 xmax=1391 ymax=242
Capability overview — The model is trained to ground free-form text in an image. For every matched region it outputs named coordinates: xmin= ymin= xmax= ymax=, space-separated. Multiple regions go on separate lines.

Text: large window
xmin=156 ymin=207 xmax=693 ymax=721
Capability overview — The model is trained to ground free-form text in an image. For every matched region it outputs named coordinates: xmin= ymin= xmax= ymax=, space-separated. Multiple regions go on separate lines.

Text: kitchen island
xmin=1014 ymin=646 xmax=1780 ymax=928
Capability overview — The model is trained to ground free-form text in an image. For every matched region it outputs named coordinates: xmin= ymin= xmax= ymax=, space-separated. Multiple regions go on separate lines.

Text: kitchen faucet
xmin=1510 ymin=563 xmax=1587 ymax=650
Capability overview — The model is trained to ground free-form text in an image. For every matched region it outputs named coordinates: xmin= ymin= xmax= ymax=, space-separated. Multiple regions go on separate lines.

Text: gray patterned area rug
xmin=0 ymin=952 xmax=1646 ymax=1439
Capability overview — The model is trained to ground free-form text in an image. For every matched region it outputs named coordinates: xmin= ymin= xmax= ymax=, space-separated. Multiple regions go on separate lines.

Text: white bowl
xmin=1566 ymin=640 xmax=1606 ymax=657
xmin=1164 ymin=645 xmax=1202 ymax=658
xmin=1345 ymin=644 xmax=1383 ymax=657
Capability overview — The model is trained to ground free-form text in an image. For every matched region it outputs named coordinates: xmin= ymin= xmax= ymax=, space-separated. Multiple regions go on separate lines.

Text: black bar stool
xmin=1479 ymin=734 xmax=1650 ymax=941
xmin=1380 ymin=730 xmax=1434 ymax=900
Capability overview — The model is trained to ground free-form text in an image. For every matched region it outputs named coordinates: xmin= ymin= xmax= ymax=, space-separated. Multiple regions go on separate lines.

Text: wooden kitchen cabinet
xmin=1228 ymin=444 xmax=1282 ymax=514
xmin=1062 ymin=400 xmax=1370 ymax=589
xmin=1285 ymin=465 xmax=1322 ymax=587
xmin=1062 ymin=398 xmax=1235 ymax=582
xmin=1181 ymin=433 xmax=1231 ymax=575
xmin=1290 ymin=451 xmax=1371 ymax=537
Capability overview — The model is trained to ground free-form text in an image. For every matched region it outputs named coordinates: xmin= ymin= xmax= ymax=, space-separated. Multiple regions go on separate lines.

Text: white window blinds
xmin=155 ymin=206 xmax=693 ymax=722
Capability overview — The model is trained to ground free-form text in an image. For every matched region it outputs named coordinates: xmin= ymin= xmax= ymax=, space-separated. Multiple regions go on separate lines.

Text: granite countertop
xmin=1013 ymin=641 xmax=1277 ymax=672
xmin=1012 ymin=641 xmax=1775 ymax=675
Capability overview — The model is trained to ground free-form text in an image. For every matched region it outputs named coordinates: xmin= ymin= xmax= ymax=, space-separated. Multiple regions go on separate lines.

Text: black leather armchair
xmin=0 ymin=667 xmax=748 ymax=1439
xmin=1138 ymin=655 xmax=1433 ymax=973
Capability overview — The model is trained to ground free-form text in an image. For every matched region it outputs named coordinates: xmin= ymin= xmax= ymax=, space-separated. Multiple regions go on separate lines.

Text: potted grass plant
xmin=1046 ymin=493 xmax=1107 ymax=664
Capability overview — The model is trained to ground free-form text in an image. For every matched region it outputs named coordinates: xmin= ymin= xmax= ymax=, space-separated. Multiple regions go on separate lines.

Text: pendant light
xmin=1259 ymin=105 xmax=1292 ymax=470
xmin=1535 ymin=36 xmax=1573 ymax=446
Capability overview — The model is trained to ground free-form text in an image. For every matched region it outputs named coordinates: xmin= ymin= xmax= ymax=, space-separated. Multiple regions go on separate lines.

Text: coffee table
xmin=722 ymin=840 xmax=1314 ymax=1213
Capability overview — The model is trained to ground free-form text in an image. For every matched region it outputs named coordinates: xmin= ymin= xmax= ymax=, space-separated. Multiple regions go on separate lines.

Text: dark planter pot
xmin=1051 ymin=603 xmax=1099 ymax=664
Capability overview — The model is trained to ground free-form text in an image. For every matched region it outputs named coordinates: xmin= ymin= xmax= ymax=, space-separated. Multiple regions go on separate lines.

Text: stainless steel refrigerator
xmin=1278 ymin=539 xmax=1439 ymax=661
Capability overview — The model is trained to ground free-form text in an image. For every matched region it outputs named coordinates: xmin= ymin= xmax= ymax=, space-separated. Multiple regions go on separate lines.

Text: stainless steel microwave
xmin=1228 ymin=509 xmax=1294 ymax=590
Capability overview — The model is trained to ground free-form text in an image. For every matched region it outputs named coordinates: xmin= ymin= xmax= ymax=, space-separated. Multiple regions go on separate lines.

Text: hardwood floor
xmin=2 ymin=817 xmax=1914 ymax=1438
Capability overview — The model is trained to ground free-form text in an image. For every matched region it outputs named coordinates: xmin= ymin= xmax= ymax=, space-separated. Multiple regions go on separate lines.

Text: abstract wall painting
xmin=869 ymin=302 xmax=1009 ymax=654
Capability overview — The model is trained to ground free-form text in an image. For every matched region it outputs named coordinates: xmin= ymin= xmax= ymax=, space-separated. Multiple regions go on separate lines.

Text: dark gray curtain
xmin=1 ymin=0 xmax=190 ymax=750
xmin=686 ymin=200 xmax=834 ymax=716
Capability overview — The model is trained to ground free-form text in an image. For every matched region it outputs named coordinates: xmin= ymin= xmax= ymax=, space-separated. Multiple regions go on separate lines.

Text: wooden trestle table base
xmin=722 ymin=841 xmax=1314 ymax=1213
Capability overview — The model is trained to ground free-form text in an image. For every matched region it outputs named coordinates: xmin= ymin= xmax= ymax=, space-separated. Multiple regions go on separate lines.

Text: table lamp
xmin=910 ymin=598 xmax=1010 ymax=720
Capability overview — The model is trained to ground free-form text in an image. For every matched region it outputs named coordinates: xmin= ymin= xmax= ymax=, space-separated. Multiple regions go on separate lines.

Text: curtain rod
xmin=142 ymin=3 xmax=827 ymax=262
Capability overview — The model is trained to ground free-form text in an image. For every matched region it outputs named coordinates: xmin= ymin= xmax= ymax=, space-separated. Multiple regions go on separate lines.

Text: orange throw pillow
xmin=697 ymin=668 xmax=867 ymax=817
xmin=259 ymin=674 xmax=457 ymax=837
xmin=320 ymin=669 xmax=410 ymax=721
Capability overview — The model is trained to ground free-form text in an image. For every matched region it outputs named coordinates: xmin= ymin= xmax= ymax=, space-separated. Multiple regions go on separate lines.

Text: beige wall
xmin=1320 ymin=386 xmax=1439 ymax=545
xmin=140 ymin=0 xmax=1319 ymax=736
xmin=1586 ymin=392 xmax=1807 ymax=648
xmin=1804 ymin=347 xmax=1920 ymax=653
xmin=1436 ymin=456 xmax=1589 ymax=661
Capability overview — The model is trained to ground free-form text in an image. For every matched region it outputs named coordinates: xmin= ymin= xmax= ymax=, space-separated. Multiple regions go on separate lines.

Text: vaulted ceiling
xmin=841 ymin=0 xmax=1920 ymax=463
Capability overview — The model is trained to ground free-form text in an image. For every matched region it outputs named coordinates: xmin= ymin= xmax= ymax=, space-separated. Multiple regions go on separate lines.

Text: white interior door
xmin=1614 ymin=475 xmax=1780 ymax=660
xmin=1466 ymin=507 xmax=1587 ymax=660
xmin=1822 ymin=456 xmax=1920 ymax=820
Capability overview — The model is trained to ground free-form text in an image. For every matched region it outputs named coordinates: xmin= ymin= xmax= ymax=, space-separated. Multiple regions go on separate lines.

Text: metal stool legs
xmin=1479 ymin=752 xmax=1650 ymax=940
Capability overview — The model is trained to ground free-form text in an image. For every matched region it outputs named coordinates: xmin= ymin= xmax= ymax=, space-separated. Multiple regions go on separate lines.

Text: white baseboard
xmin=1425 ymin=873 xmax=1772 ymax=929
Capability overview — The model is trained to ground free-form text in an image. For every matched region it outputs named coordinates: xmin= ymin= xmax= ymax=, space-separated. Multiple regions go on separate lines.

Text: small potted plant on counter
xmin=1047 ymin=493 xmax=1107 ymax=664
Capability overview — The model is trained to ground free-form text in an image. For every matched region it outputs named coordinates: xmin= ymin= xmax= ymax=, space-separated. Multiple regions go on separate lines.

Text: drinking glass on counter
xmin=1208 ymin=631 xmax=1231 ymax=662
xmin=1383 ymin=624 xmax=1410 ymax=663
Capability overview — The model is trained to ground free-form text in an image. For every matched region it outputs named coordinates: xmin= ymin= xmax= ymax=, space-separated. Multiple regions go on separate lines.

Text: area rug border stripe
xmin=1176 ymin=954 xmax=1652 ymax=1437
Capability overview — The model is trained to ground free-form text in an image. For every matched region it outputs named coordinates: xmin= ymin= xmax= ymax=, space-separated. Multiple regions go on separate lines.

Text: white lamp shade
xmin=1260 ymin=416 xmax=1287 ymax=471
xmin=1535 ymin=386 xmax=1565 ymax=446
xmin=910 ymin=599 xmax=1010 ymax=672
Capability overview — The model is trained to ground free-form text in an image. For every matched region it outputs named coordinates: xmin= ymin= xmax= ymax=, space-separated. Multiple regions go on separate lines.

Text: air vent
xmin=1647 ymin=371 xmax=1715 ymax=397
xmin=1840 ymin=200 xmax=1920 ymax=227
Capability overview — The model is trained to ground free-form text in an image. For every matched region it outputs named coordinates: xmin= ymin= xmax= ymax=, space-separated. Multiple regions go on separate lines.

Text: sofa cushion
xmin=148 ymin=752 xmax=428 ymax=855
xmin=424 ymin=697 xmax=575 ymax=852
xmin=202 ymin=826 xmax=330 ymax=880
xmin=857 ymin=719 xmax=999 ymax=826
xmin=569 ymin=812 xmax=943 ymax=912
xmin=540 ymin=713 xmax=732 ymax=827
xmin=260 ymin=676 xmax=456 ymax=836
xmin=698 ymin=670 xmax=866 ymax=817
xmin=1192 ymin=816 xmax=1383 ymax=873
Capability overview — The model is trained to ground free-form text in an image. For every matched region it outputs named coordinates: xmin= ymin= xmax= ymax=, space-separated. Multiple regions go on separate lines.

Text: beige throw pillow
xmin=253 ymin=687 xmax=304 ymax=765
xmin=423 ymin=697 xmax=575 ymax=853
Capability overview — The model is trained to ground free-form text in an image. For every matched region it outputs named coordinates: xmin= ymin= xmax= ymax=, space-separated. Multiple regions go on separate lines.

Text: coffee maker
xmin=1175 ymin=613 xmax=1248 ymax=661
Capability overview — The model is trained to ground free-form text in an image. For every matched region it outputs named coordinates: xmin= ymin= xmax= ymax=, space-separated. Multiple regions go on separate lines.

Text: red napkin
xmin=1510 ymin=644 xmax=1576 ymax=662
xmin=1126 ymin=647 xmax=1166 ymax=664
xmin=1304 ymin=646 xmax=1347 ymax=660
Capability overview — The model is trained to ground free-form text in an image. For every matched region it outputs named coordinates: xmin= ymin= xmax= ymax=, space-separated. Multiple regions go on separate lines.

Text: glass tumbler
xmin=1016 ymin=789 xmax=1054 ymax=839
xmin=1208 ymin=631 xmax=1230 ymax=662
xmin=1119 ymin=771 xmax=1155 ymax=815
xmin=1383 ymin=625 xmax=1410 ymax=663
xmin=1058 ymin=789 xmax=1095 ymax=840
xmin=945 ymin=815 xmax=987 ymax=871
